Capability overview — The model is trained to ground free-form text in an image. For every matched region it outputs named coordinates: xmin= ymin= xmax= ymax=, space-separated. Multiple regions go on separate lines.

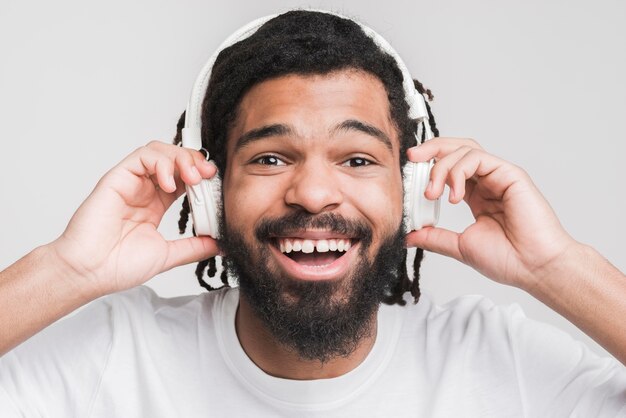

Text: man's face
xmin=220 ymin=69 xmax=405 ymax=361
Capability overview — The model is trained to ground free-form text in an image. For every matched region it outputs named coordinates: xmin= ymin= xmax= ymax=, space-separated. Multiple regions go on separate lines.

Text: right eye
xmin=252 ymin=155 xmax=286 ymax=166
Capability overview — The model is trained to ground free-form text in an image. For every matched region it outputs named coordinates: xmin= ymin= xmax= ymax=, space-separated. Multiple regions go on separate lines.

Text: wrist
xmin=42 ymin=240 xmax=110 ymax=302
xmin=0 ymin=243 xmax=107 ymax=355
xmin=519 ymin=241 xmax=626 ymax=365
xmin=521 ymin=240 xmax=592 ymax=297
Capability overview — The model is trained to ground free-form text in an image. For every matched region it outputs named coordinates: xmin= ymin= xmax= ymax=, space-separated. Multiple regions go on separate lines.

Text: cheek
xmin=222 ymin=169 xmax=284 ymax=234
xmin=345 ymin=171 xmax=404 ymax=237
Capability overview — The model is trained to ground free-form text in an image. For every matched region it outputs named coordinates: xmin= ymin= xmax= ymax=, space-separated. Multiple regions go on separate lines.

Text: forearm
xmin=0 ymin=243 xmax=103 ymax=356
xmin=524 ymin=242 xmax=626 ymax=366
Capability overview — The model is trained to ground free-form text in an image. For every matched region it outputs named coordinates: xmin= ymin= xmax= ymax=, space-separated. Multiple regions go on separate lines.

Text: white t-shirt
xmin=1 ymin=286 xmax=625 ymax=417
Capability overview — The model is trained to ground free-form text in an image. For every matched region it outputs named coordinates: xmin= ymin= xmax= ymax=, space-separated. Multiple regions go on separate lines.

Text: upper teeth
xmin=278 ymin=238 xmax=352 ymax=254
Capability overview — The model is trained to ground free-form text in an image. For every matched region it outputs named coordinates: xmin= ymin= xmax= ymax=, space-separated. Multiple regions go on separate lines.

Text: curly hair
xmin=172 ymin=10 xmax=439 ymax=305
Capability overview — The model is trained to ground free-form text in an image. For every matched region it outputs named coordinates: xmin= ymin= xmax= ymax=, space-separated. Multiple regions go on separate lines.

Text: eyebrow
xmin=235 ymin=124 xmax=294 ymax=150
xmin=234 ymin=119 xmax=392 ymax=151
xmin=333 ymin=119 xmax=392 ymax=151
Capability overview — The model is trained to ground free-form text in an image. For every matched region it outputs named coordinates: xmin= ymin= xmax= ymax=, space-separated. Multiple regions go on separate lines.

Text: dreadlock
xmin=172 ymin=10 xmax=439 ymax=305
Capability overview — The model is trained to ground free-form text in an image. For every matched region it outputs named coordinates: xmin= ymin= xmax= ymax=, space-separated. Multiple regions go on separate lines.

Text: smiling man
xmin=221 ymin=71 xmax=406 ymax=369
xmin=1 ymin=10 xmax=626 ymax=417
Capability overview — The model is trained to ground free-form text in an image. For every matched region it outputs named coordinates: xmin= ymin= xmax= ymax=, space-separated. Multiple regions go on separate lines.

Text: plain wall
xmin=1 ymin=0 xmax=624 ymax=359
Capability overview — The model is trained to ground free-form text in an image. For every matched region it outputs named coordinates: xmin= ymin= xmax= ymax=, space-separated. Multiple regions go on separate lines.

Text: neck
xmin=235 ymin=296 xmax=378 ymax=380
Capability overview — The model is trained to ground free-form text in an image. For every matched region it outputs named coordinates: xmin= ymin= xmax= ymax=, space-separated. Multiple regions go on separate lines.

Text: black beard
xmin=219 ymin=212 xmax=405 ymax=363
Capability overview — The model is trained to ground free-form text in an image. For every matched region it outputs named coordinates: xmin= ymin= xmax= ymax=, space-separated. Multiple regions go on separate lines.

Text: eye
xmin=253 ymin=155 xmax=286 ymax=166
xmin=342 ymin=157 xmax=373 ymax=168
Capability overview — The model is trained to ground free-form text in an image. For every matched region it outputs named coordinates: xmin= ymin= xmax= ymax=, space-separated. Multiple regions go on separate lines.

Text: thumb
xmin=163 ymin=236 xmax=219 ymax=271
xmin=405 ymin=226 xmax=463 ymax=262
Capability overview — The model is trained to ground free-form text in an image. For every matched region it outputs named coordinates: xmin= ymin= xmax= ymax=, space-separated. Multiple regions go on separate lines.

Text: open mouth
xmin=276 ymin=238 xmax=353 ymax=266
xmin=269 ymin=236 xmax=359 ymax=281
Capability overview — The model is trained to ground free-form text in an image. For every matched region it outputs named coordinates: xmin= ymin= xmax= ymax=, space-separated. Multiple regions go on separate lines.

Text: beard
xmin=219 ymin=211 xmax=405 ymax=363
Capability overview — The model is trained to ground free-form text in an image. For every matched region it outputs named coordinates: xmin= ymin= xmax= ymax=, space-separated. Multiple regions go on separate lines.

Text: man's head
xmin=174 ymin=10 xmax=437 ymax=360
xmin=219 ymin=70 xmax=406 ymax=361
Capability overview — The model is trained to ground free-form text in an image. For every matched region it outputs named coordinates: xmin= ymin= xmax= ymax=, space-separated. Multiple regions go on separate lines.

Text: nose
xmin=284 ymin=159 xmax=343 ymax=214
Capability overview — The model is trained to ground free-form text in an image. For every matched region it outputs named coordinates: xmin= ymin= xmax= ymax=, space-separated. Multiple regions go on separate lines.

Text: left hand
xmin=405 ymin=137 xmax=577 ymax=289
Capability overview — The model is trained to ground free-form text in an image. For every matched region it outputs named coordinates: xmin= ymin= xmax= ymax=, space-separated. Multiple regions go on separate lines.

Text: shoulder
xmin=391 ymin=293 xmax=541 ymax=371
xmin=97 ymin=284 xmax=231 ymax=311
xmin=95 ymin=285 xmax=235 ymax=330
xmin=397 ymin=292 xmax=607 ymax=356
xmin=394 ymin=293 xmax=626 ymax=414
xmin=395 ymin=292 xmax=524 ymax=342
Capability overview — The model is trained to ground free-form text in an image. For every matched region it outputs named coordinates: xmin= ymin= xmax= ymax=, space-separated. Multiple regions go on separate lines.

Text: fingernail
xmin=190 ymin=166 xmax=201 ymax=178
xmin=167 ymin=176 xmax=176 ymax=190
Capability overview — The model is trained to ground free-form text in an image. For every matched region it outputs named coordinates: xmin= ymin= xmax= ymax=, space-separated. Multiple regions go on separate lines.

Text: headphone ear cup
xmin=185 ymin=173 xmax=222 ymax=239
xmin=403 ymin=160 xmax=440 ymax=232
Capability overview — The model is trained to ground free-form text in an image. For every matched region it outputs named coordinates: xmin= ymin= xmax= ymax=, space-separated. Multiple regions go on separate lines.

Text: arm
xmin=405 ymin=138 xmax=626 ymax=365
xmin=0 ymin=141 xmax=218 ymax=356
xmin=527 ymin=243 xmax=626 ymax=365
xmin=0 ymin=244 xmax=100 ymax=356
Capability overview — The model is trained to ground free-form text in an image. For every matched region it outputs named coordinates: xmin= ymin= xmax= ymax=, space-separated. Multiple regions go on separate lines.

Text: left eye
xmin=342 ymin=157 xmax=372 ymax=167
xmin=253 ymin=155 xmax=286 ymax=166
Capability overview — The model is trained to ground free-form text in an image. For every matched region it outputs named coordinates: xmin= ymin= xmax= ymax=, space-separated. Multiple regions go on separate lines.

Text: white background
xmin=1 ymin=0 xmax=624 ymax=358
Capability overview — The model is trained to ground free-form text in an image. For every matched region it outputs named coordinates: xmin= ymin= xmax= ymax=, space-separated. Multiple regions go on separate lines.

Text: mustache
xmin=254 ymin=212 xmax=373 ymax=246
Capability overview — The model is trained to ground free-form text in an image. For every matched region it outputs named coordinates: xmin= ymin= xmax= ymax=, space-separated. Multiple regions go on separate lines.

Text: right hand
xmin=50 ymin=140 xmax=219 ymax=296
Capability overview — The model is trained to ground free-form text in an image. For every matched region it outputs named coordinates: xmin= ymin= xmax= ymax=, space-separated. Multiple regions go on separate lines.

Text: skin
xmin=1 ymin=69 xmax=625 ymax=375
xmin=406 ymin=139 xmax=626 ymax=366
xmin=222 ymin=70 xmax=403 ymax=378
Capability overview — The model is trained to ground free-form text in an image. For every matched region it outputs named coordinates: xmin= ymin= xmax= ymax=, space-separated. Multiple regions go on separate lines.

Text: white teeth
xmin=278 ymin=237 xmax=352 ymax=253
xmin=301 ymin=240 xmax=315 ymax=253
xmin=316 ymin=240 xmax=329 ymax=252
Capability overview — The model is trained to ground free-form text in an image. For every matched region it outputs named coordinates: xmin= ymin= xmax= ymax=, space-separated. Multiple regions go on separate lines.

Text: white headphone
xmin=182 ymin=11 xmax=440 ymax=238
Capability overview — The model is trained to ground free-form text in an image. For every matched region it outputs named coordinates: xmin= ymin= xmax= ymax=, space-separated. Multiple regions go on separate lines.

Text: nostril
xmin=284 ymin=175 xmax=344 ymax=213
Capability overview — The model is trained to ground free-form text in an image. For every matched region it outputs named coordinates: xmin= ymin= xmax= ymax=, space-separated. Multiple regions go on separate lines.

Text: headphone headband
xmin=182 ymin=10 xmax=432 ymax=153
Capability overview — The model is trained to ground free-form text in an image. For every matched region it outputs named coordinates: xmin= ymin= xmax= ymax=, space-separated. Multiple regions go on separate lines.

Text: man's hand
xmin=50 ymin=140 xmax=219 ymax=296
xmin=406 ymin=137 xmax=626 ymax=365
xmin=0 ymin=140 xmax=219 ymax=355
xmin=405 ymin=137 xmax=577 ymax=289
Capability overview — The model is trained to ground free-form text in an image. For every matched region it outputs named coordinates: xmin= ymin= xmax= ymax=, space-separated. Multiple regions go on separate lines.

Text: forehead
xmin=227 ymin=69 xmax=398 ymax=151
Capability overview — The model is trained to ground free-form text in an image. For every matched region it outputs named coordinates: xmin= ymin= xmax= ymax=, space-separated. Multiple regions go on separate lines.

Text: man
xmin=1 ymin=10 xmax=625 ymax=416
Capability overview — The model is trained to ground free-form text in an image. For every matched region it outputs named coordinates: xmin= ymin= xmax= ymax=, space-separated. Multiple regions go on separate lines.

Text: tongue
xmin=289 ymin=251 xmax=341 ymax=266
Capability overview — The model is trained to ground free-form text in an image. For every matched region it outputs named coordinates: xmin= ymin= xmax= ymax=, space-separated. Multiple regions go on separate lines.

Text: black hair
xmin=172 ymin=10 xmax=439 ymax=305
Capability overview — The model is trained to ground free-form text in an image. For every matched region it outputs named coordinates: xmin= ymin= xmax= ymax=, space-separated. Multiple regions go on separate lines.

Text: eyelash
xmin=342 ymin=157 xmax=373 ymax=168
xmin=252 ymin=155 xmax=286 ymax=166
xmin=251 ymin=155 xmax=374 ymax=167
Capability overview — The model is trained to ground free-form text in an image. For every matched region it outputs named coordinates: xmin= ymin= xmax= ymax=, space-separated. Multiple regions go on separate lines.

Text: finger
xmin=405 ymin=226 xmax=463 ymax=262
xmin=447 ymin=149 xmax=514 ymax=203
xmin=155 ymin=158 xmax=176 ymax=193
xmin=173 ymin=150 xmax=203 ymax=185
xmin=162 ymin=235 xmax=220 ymax=272
xmin=447 ymin=150 xmax=483 ymax=204
xmin=156 ymin=152 xmax=217 ymax=208
xmin=116 ymin=144 xmax=203 ymax=208
xmin=425 ymin=145 xmax=474 ymax=200
xmin=141 ymin=142 xmax=211 ymax=185
xmin=407 ymin=137 xmax=482 ymax=162
xmin=116 ymin=141 xmax=219 ymax=211
xmin=144 ymin=140 xmax=215 ymax=183
xmin=134 ymin=148 xmax=200 ymax=192
xmin=191 ymin=151 xmax=218 ymax=179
